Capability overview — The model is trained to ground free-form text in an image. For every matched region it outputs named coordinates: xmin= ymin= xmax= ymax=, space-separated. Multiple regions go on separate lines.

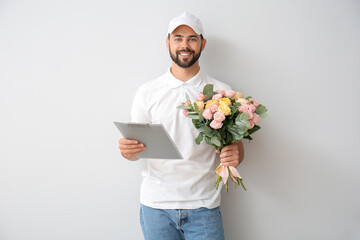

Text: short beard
xmin=169 ymin=44 xmax=202 ymax=68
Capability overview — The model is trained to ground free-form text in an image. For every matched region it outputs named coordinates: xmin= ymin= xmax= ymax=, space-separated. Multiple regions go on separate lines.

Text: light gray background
xmin=1 ymin=0 xmax=359 ymax=239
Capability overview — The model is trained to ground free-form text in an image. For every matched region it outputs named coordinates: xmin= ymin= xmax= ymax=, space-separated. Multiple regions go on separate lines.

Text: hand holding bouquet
xmin=177 ymin=84 xmax=268 ymax=192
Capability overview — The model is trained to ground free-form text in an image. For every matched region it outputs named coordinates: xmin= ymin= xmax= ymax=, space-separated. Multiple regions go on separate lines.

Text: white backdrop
xmin=1 ymin=0 xmax=360 ymax=239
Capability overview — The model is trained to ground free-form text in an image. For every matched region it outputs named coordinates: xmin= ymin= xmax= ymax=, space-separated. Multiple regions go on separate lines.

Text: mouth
xmin=177 ymin=51 xmax=193 ymax=58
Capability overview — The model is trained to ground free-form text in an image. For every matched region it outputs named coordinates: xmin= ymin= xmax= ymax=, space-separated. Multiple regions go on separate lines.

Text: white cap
xmin=167 ymin=12 xmax=204 ymax=36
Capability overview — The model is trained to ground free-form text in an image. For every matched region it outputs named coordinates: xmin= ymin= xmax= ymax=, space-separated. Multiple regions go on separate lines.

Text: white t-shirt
xmin=131 ymin=68 xmax=231 ymax=209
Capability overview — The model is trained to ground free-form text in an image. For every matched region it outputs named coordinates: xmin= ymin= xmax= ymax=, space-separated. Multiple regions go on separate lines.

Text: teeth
xmin=180 ymin=53 xmax=190 ymax=56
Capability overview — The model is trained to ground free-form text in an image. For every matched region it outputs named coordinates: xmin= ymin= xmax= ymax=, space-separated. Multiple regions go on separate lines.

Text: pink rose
xmin=212 ymin=94 xmax=223 ymax=101
xmin=183 ymin=109 xmax=189 ymax=117
xmin=202 ymin=109 xmax=213 ymax=120
xmin=238 ymin=104 xmax=250 ymax=113
xmin=183 ymin=100 xmax=191 ymax=107
xmin=247 ymin=111 xmax=254 ymax=120
xmin=249 ymin=98 xmax=260 ymax=107
xmin=252 ymin=113 xmax=261 ymax=124
xmin=249 ymin=120 xmax=255 ymax=129
xmin=209 ymin=104 xmax=218 ymax=113
xmin=197 ymin=93 xmax=205 ymax=101
xmin=210 ymin=120 xmax=223 ymax=129
xmin=239 ymin=103 xmax=256 ymax=113
xmin=214 ymin=112 xmax=226 ymax=122
xmin=248 ymin=104 xmax=257 ymax=113
xmin=225 ymin=90 xmax=235 ymax=99
xmin=216 ymin=90 xmax=226 ymax=95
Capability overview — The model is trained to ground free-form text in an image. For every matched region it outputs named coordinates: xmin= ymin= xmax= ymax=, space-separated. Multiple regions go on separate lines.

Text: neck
xmin=170 ymin=62 xmax=200 ymax=82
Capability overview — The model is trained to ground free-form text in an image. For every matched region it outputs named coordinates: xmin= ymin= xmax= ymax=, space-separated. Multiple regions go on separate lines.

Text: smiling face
xmin=166 ymin=25 xmax=206 ymax=68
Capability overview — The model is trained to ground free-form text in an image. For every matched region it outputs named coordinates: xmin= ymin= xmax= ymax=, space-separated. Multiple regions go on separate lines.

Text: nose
xmin=180 ymin=40 xmax=190 ymax=49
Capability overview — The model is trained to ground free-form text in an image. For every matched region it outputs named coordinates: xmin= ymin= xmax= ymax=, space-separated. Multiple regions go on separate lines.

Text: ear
xmin=201 ymin=38 xmax=207 ymax=51
xmin=166 ymin=37 xmax=169 ymax=49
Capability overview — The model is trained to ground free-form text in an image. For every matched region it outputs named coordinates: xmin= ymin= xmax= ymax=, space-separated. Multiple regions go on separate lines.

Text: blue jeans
xmin=140 ymin=204 xmax=225 ymax=240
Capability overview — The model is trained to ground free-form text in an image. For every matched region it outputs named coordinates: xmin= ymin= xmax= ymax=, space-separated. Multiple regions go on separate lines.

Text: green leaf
xmin=235 ymin=113 xmax=250 ymax=129
xmin=260 ymin=112 xmax=269 ymax=119
xmin=210 ymin=136 xmax=221 ymax=147
xmin=204 ymin=124 xmax=217 ymax=137
xmin=239 ymin=112 xmax=248 ymax=122
xmin=228 ymin=125 xmax=244 ymax=141
xmin=204 ymin=92 xmax=214 ymax=102
xmin=195 ymin=132 xmax=204 ymax=144
xmin=203 ymin=84 xmax=214 ymax=95
xmin=187 ymin=114 xmax=199 ymax=119
xmin=247 ymin=125 xmax=261 ymax=135
xmin=244 ymin=135 xmax=253 ymax=141
xmin=192 ymin=119 xmax=205 ymax=132
xmin=198 ymin=109 xmax=204 ymax=121
xmin=194 ymin=102 xmax=199 ymax=113
xmin=186 ymin=93 xmax=191 ymax=102
xmin=176 ymin=105 xmax=190 ymax=110
xmin=256 ymin=104 xmax=267 ymax=115
xmin=205 ymin=136 xmax=211 ymax=145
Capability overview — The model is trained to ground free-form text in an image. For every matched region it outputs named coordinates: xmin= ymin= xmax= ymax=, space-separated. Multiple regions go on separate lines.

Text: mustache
xmin=177 ymin=49 xmax=195 ymax=54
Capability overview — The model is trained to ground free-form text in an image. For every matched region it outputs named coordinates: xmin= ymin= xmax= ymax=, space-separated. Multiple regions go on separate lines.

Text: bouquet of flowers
xmin=177 ymin=84 xmax=268 ymax=192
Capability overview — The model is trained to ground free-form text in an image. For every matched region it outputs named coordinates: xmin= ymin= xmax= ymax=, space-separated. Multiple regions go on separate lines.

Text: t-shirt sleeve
xmin=131 ymin=86 xmax=151 ymax=123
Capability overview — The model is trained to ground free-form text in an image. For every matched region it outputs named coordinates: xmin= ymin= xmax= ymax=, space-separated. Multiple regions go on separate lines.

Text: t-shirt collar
xmin=166 ymin=67 xmax=204 ymax=89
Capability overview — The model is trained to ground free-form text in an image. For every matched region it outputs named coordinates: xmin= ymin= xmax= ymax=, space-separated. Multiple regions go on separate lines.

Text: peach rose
xmin=183 ymin=109 xmax=189 ymax=117
xmin=234 ymin=92 xmax=244 ymax=99
xmin=205 ymin=99 xmax=219 ymax=110
xmin=202 ymin=109 xmax=213 ymax=120
xmin=236 ymin=98 xmax=249 ymax=105
xmin=210 ymin=120 xmax=223 ymax=129
xmin=195 ymin=101 xmax=204 ymax=112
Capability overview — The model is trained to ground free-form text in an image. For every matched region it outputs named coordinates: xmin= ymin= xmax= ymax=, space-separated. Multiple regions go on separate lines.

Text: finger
xmin=119 ymin=138 xmax=139 ymax=145
xmin=119 ymin=143 xmax=145 ymax=149
xmin=220 ymin=151 xmax=237 ymax=159
xmin=121 ymin=147 xmax=146 ymax=155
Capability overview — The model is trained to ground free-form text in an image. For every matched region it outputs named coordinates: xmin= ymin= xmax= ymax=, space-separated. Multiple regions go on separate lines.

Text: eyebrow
xmin=173 ymin=35 xmax=199 ymax=38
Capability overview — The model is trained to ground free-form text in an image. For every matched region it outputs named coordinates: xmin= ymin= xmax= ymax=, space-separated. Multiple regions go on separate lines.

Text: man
xmin=118 ymin=12 xmax=244 ymax=240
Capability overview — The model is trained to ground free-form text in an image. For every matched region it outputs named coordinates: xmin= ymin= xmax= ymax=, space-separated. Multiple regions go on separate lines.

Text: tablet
xmin=114 ymin=122 xmax=183 ymax=159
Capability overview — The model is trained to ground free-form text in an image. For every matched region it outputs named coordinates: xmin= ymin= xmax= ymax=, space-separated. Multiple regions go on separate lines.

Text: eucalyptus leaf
xmin=204 ymin=92 xmax=215 ymax=102
xmin=256 ymin=105 xmax=267 ymax=115
xmin=205 ymin=136 xmax=211 ymax=145
xmin=210 ymin=136 xmax=221 ymax=147
xmin=194 ymin=102 xmax=199 ymax=113
xmin=186 ymin=93 xmax=191 ymax=102
xmin=177 ymin=105 xmax=190 ymax=110
xmin=198 ymin=109 xmax=205 ymax=121
xmin=260 ymin=112 xmax=269 ymax=119
xmin=247 ymin=125 xmax=261 ymax=135
xmin=203 ymin=84 xmax=214 ymax=95
xmin=204 ymin=124 xmax=217 ymax=137
xmin=195 ymin=132 xmax=204 ymax=144
xmin=187 ymin=115 xmax=199 ymax=119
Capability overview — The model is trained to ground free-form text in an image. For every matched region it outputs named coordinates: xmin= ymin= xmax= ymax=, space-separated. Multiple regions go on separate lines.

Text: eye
xmin=174 ymin=38 xmax=182 ymax=42
xmin=189 ymin=38 xmax=197 ymax=42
